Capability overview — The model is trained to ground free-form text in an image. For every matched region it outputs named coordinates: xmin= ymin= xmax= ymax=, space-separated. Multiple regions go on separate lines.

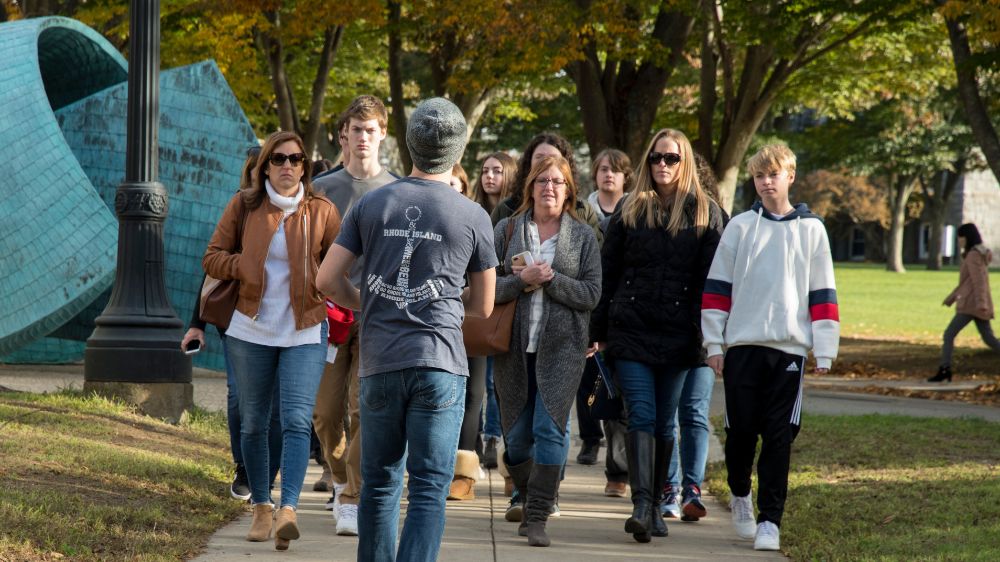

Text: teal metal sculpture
xmin=0 ymin=17 xmax=257 ymax=371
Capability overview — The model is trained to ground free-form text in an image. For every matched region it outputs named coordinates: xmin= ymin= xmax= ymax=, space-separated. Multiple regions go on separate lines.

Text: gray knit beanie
xmin=406 ymin=97 xmax=467 ymax=174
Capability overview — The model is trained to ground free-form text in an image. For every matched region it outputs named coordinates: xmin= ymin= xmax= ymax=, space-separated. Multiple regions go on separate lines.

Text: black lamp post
xmin=84 ymin=0 xmax=192 ymax=420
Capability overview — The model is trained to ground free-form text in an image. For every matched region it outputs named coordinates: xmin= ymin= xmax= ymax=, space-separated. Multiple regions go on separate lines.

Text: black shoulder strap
xmin=233 ymin=193 xmax=249 ymax=253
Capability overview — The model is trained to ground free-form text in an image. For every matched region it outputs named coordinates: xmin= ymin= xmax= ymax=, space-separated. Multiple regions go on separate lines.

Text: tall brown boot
xmin=447 ymin=450 xmax=480 ymax=501
xmin=246 ymin=503 xmax=274 ymax=542
xmin=274 ymin=506 xmax=300 ymax=551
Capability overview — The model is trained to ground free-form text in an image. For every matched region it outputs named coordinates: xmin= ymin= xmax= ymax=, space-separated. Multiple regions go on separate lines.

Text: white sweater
xmin=701 ymin=202 xmax=840 ymax=369
xmin=225 ymin=181 xmax=323 ymax=347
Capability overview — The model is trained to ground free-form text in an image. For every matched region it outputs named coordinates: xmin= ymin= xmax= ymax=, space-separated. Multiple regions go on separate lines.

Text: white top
xmin=701 ymin=205 xmax=840 ymax=368
xmin=526 ymin=233 xmax=559 ymax=353
xmin=225 ymin=180 xmax=324 ymax=348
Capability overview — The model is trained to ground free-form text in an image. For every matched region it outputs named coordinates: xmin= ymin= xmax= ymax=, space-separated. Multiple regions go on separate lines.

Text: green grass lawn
xmin=0 ymin=391 xmax=244 ymax=561
xmin=836 ymin=262 xmax=1000 ymax=346
xmin=705 ymin=414 xmax=1000 ymax=561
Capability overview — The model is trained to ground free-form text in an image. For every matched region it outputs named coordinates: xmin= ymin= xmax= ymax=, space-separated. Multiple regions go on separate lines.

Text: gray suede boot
xmin=525 ymin=464 xmax=562 ymax=547
xmin=505 ymin=455 xmax=533 ymax=537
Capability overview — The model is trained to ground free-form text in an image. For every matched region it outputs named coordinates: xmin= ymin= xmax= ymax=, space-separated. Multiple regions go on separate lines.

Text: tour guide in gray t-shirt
xmin=316 ymin=97 xmax=497 ymax=562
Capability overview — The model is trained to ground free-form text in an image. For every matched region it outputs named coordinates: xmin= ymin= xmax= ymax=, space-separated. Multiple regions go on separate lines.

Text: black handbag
xmin=586 ymin=353 xmax=624 ymax=421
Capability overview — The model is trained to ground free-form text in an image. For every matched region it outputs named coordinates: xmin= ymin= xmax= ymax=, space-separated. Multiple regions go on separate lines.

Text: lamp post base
xmin=83 ymin=380 xmax=193 ymax=424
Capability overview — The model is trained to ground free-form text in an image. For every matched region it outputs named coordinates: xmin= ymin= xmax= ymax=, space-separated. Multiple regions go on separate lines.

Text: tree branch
xmin=945 ymin=13 xmax=1000 ymax=184
xmin=302 ymin=25 xmax=344 ymax=157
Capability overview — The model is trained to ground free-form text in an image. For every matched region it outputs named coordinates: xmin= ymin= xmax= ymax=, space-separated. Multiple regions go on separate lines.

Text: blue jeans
xmin=667 ymin=366 xmax=715 ymax=490
xmin=225 ymin=323 xmax=327 ymax=507
xmin=222 ymin=336 xmax=282 ymax=481
xmin=505 ymin=354 xmax=571 ymax=466
xmin=615 ymin=360 xmax=686 ymax=440
xmin=483 ymin=356 xmax=502 ymax=439
xmin=358 ymin=369 xmax=466 ymax=562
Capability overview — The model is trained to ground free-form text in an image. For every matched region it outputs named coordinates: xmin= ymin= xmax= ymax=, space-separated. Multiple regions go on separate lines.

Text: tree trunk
xmin=886 ymin=175 xmax=917 ymax=273
xmin=567 ymin=5 xmax=693 ymax=163
xmin=454 ymin=89 xmax=495 ymax=142
xmin=944 ymin=15 xmax=1000 ymax=185
xmin=387 ymin=0 xmax=411 ymax=174
xmin=314 ymin=122 xmax=339 ymax=161
xmin=301 ymin=25 xmax=343 ymax=158
xmin=695 ymin=0 xmax=718 ymax=161
xmin=258 ymin=13 xmax=296 ymax=133
xmin=925 ymin=163 xmax=964 ymax=270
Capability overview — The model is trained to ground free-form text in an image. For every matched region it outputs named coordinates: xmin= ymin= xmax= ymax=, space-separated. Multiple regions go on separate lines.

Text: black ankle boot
xmin=650 ymin=438 xmax=672 ymax=537
xmin=625 ymin=431 xmax=654 ymax=543
xmin=928 ymin=366 xmax=952 ymax=382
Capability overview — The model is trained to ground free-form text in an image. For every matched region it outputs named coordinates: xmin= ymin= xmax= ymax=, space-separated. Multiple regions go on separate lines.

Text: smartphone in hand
xmin=512 ymin=251 xmax=541 ymax=292
xmin=184 ymin=339 xmax=202 ymax=355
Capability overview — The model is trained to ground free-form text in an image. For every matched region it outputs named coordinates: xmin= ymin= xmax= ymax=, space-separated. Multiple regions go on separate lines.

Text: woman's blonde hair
xmin=622 ymin=128 xmax=709 ymax=235
xmin=452 ymin=162 xmax=470 ymax=197
xmin=514 ymin=155 xmax=578 ymax=220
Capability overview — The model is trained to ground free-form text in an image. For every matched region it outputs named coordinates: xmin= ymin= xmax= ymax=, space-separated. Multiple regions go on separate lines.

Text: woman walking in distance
xmin=930 ymin=223 xmax=1000 ymax=381
xmin=203 ymin=131 xmax=341 ymax=551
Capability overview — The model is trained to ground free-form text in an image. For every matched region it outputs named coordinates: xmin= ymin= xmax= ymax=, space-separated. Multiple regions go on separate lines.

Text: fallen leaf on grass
xmin=879 ymin=515 xmax=896 ymax=526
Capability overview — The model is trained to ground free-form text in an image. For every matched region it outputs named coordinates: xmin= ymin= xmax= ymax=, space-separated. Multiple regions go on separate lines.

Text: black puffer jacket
xmin=591 ymin=195 xmax=724 ymax=369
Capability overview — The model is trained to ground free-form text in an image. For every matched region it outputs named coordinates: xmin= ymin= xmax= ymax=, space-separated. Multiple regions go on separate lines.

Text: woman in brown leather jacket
xmin=203 ymin=131 xmax=341 ymax=550
xmin=930 ymin=223 xmax=1000 ymax=382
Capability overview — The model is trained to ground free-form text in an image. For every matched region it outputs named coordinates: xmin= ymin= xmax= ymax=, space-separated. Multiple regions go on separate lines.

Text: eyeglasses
xmin=269 ymin=152 xmax=306 ymax=167
xmin=534 ymin=177 xmax=567 ymax=187
xmin=246 ymin=146 xmax=262 ymax=158
xmin=647 ymin=152 xmax=682 ymax=166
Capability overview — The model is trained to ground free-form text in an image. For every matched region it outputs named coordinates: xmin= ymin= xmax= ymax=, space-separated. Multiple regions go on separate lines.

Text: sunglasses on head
xmin=269 ymin=152 xmax=306 ymax=167
xmin=648 ymin=152 xmax=682 ymax=166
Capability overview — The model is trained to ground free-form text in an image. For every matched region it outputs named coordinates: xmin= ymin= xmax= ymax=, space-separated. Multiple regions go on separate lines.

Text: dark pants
xmin=603 ymin=419 xmax=628 ymax=483
xmin=723 ymin=345 xmax=804 ymax=527
xmin=458 ymin=356 xmax=488 ymax=451
xmin=575 ymin=359 xmax=605 ymax=445
xmin=941 ymin=313 xmax=1000 ymax=367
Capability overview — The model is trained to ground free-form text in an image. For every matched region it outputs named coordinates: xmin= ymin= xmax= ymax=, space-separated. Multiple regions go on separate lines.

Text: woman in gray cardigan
xmin=493 ymin=155 xmax=602 ymax=547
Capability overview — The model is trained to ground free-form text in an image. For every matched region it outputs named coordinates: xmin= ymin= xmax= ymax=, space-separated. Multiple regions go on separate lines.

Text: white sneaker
xmin=754 ymin=521 xmax=780 ymax=550
xmin=730 ymin=494 xmax=756 ymax=539
xmin=660 ymin=491 xmax=681 ymax=519
xmin=336 ymin=503 xmax=359 ymax=536
xmin=327 ymin=482 xmax=346 ymax=515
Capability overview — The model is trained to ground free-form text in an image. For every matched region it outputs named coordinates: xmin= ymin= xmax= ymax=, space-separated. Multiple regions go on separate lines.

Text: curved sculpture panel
xmin=0 ymin=18 xmax=257 ymax=371
xmin=0 ymin=17 xmax=126 ymax=355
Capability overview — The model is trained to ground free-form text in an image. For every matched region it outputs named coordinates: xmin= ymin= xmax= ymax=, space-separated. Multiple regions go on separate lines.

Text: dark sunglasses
xmin=648 ymin=152 xmax=682 ymax=166
xmin=269 ymin=152 xmax=306 ymax=167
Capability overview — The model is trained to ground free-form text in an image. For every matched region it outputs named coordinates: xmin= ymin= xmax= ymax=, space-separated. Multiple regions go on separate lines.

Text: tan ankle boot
xmin=274 ymin=506 xmax=300 ymax=551
xmin=246 ymin=503 xmax=274 ymax=542
xmin=447 ymin=450 xmax=479 ymax=501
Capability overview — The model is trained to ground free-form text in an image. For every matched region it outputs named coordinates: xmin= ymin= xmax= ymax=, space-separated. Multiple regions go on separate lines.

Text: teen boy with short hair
xmin=311 ymin=95 xmax=397 ymax=536
xmin=701 ymin=144 xmax=839 ymax=551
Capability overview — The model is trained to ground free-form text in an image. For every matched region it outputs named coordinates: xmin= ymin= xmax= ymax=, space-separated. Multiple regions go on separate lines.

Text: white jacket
xmin=701 ymin=202 xmax=840 ymax=369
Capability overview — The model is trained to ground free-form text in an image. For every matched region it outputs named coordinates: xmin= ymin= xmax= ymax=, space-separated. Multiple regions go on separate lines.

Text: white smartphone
xmin=184 ymin=339 xmax=202 ymax=355
xmin=512 ymin=251 xmax=535 ymax=267
xmin=512 ymin=251 xmax=541 ymax=292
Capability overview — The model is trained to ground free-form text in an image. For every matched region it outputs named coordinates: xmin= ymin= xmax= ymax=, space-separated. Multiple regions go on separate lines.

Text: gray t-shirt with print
xmin=335 ymin=177 xmax=498 ymax=377
xmin=314 ymin=167 xmax=396 ymax=288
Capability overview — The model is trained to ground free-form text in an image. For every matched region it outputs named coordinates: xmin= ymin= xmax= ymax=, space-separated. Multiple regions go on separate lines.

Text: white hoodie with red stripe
xmin=701 ymin=202 xmax=840 ymax=369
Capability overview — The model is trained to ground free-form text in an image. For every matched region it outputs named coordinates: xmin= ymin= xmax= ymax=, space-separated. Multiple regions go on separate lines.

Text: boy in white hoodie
xmin=701 ymin=144 xmax=839 ymax=551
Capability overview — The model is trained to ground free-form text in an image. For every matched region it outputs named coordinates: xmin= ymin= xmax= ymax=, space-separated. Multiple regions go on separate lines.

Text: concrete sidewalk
xmin=195 ymin=456 xmax=781 ymax=561
xmin=5 ymin=363 xmax=998 ymax=560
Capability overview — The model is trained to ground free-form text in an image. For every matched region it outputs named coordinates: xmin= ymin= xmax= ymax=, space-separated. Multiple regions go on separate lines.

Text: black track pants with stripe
xmin=722 ymin=345 xmax=804 ymax=527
